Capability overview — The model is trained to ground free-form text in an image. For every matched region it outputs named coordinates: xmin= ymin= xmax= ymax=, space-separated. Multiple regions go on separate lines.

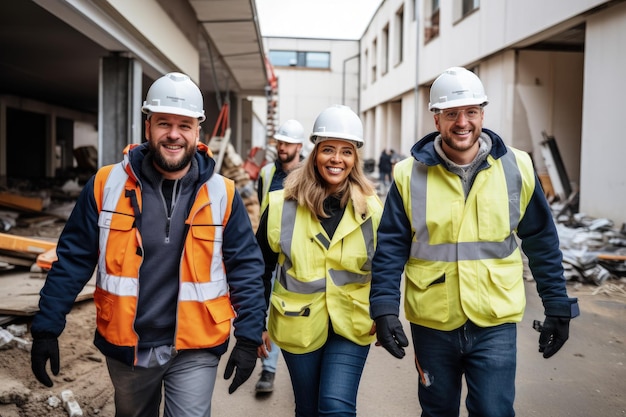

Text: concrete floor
xmin=211 ymin=280 xmax=626 ymax=416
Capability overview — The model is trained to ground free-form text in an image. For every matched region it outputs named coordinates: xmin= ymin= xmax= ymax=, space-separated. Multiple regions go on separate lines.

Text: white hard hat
xmin=274 ymin=119 xmax=305 ymax=144
xmin=310 ymin=105 xmax=364 ymax=148
xmin=428 ymin=67 xmax=488 ymax=112
xmin=142 ymin=72 xmax=206 ymax=122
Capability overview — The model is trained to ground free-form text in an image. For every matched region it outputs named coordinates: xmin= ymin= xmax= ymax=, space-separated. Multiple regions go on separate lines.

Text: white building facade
xmin=360 ymin=0 xmax=626 ymax=227
xmin=262 ymin=37 xmax=361 ymax=140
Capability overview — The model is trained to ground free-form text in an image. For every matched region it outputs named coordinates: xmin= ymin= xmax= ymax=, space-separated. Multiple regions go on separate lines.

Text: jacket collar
xmin=410 ymin=128 xmax=507 ymax=167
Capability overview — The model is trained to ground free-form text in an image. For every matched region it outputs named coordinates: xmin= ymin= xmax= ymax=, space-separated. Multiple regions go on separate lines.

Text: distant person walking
xmin=370 ymin=67 xmax=579 ymax=417
xmin=378 ymin=149 xmax=392 ymax=189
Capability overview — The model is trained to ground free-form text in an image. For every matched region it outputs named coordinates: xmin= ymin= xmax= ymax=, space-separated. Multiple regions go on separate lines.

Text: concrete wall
xmin=580 ymin=1 xmax=626 ymax=225
xmin=107 ymin=0 xmax=200 ymax=80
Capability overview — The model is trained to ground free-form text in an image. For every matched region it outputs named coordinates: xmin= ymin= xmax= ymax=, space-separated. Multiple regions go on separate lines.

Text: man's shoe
xmin=255 ymin=370 xmax=275 ymax=393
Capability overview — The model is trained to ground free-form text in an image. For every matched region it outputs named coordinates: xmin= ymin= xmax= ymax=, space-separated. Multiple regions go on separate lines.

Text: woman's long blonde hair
xmin=282 ymin=140 xmax=377 ymax=218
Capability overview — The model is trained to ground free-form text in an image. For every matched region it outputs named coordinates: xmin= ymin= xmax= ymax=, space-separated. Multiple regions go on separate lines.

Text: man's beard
xmin=149 ymin=142 xmax=195 ymax=173
xmin=279 ymin=152 xmax=297 ymax=164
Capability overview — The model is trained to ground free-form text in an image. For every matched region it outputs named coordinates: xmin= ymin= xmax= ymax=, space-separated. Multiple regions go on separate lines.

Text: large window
xmin=268 ymin=50 xmax=330 ymax=69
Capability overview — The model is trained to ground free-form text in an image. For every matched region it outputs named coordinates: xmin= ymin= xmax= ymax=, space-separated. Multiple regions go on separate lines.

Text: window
xmin=268 ymin=50 xmax=330 ymax=69
xmin=382 ymin=25 xmax=389 ymax=75
xmin=454 ymin=0 xmax=479 ymax=22
xmin=363 ymin=49 xmax=369 ymax=88
xmin=425 ymin=0 xmax=440 ymax=43
xmin=462 ymin=0 xmax=479 ymax=16
xmin=394 ymin=6 xmax=404 ymax=65
xmin=371 ymin=38 xmax=377 ymax=83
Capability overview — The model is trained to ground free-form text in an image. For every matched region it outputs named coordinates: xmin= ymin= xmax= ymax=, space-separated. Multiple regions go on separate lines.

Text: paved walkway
xmin=212 ymin=280 xmax=626 ymax=416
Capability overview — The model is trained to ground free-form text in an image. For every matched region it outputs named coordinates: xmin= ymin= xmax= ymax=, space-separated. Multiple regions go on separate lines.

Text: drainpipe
xmin=414 ymin=0 xmax=422 ymax=141
xmin=342 ymin=54 xmax=360 ymax=108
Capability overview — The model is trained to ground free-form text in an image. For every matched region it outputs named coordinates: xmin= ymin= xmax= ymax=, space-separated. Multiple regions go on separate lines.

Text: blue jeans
xmin=410 ymin=321 xmax=516 ymax=417
xmin=262 ymin=269 xmax=280 ymax=373
xmin=281 ymin=325 xmax=370 ymax=417
xmin=262 ymin=339 xmax=280 ymax=373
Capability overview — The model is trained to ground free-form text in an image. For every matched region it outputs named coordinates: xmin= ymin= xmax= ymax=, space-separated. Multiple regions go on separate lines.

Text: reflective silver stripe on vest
xmin=96 ymin=164 xmax=228 ymax=300
xmin=201 ymin=173 xmax=229 ymax=298
xmin=97 ymin=164 xmax=138 ymax=296
xmin=409 ymin=151 xmax=521 ymax=262
xmin=277 ymin=200 xmax=373 ymax=293
xmin=259 ymin=164 xmax=276 ymax=212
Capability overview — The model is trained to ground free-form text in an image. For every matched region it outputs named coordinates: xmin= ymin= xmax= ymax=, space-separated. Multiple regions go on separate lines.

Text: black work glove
xmin=535 ymin=316 xmax=570 ymax=359
xmin=224 ymin=339 xmax=258 ymax=394
xmin=31 ymin=336 xmax=60 ymax=387
xmin=375 ymin=315 xmax=409 ymax=359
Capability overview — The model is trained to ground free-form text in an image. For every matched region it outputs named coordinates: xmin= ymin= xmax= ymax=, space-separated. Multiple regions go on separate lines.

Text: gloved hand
xmin=31 ymin=336 xmax=60 ymax=387
xmin=224 ymin=339 xmax=258 ymax=394
xmin=536 ymin=316 xmax=570 ymax=359
xmin=375 ymin=315 xmax=409 ymax=359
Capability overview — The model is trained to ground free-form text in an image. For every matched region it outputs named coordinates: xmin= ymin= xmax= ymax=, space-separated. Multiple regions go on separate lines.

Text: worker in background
xmin=30 ymin=72 xmax=266 ymax=416
xmin=378 ymin=148 xmax=392 ymax=192
xmin=369 ymin=67 xmax=580 ymax=417
xmin=254 ymin=119 xmax=305 ymax=394
xmin=256 ymin=105 xmax=383 ymax=416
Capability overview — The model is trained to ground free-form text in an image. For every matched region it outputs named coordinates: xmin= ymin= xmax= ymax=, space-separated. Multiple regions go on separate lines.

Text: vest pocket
xmin=405 ymin=263 xmax=449 ymax=323
xmin=486 ymin=264 xmax=525 ymax=318
xmin=268 ymin=291 xmax=327 ymax=353
xmin=205 ymin=295 xmax=236 ymax=324
xmin=477 ymin=196 xmax=511 ymax=241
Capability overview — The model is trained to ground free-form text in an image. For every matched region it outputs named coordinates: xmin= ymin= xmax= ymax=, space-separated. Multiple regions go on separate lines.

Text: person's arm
xmin=255 ymin=206 xmax=279 ymax=308
xmin=31 ymin=175 xmax=100 ymax=386
xmin=517 ymin=176 xmax=579 ymax=318
xmin=222 ymin=190 xmax=267 ymax=345
xmin=256 ymin=176 xmax=264 ymax=207
xmin=221 ymin=189 xmax=268 ymax=393
xmin=369 ymin=182 xmax=413 ymax=319
xmin=517 ymin=175 xmax=579 ymax=359
xmin=31 ymin=176 xmax=100 ymax=337
xmin=369 ymin=182 xmax=413 ymax=358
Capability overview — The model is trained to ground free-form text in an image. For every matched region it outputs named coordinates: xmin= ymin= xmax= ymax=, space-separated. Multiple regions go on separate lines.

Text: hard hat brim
xmin=311 ymin=134 xmax=363 ymax=149
xmin=429 ymin=98 xmax=488 ymax=112
xmin=274 ymin=133 xmax=303 ymax=144
xmin=142 ymin=105 xmax=206 ymax=122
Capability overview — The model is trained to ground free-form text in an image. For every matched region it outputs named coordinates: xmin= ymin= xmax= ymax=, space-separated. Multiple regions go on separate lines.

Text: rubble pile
xmin=556 ymin=212 xmax=626 ymax=286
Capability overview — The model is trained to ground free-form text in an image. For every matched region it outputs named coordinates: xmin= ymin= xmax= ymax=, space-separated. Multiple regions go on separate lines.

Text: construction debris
xmin=61 ymin=390 xmax=83 ymax=417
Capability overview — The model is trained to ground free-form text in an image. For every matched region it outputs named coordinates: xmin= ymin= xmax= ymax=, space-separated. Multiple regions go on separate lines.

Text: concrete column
xmin=98 ymin=55 xmax=142 ymax=167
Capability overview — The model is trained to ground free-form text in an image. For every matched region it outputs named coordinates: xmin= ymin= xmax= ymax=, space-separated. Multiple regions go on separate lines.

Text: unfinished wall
xmin=580 ymin=2 xmax=626 ymax=226
xmin=515 ymin=50 xmax=583 ymax=186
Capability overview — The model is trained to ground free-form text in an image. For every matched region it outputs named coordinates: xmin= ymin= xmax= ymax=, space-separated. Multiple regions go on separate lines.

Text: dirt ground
xmin=1 ymin=279 xmax=625 ymax=417
xmin=0 ymin=300 xmax=114 ymax=417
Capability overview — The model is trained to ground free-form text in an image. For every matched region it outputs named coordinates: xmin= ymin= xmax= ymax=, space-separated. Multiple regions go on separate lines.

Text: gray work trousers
xmin=106 ymin=349 xmax=220 ymax=417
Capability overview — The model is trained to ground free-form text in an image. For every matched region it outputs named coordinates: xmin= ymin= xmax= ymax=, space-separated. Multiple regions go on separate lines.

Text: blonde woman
xmin=256 ymin=105 xmax=383 ymax=417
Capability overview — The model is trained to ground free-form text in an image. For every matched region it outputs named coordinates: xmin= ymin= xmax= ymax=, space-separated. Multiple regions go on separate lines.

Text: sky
xmin=255 ymin=0 xmax=383 ymax=40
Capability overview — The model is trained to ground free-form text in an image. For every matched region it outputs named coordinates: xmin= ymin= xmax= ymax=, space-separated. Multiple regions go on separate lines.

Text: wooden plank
xmin=597 ymin=253 xmax=626 ymax=261
xmin=0 ymin=271 xmax=95 ymax=316
xmin=0 ymin=232 xmax=56 ymax=254
xmin=0 ymin=192 xmax=46 ymax=212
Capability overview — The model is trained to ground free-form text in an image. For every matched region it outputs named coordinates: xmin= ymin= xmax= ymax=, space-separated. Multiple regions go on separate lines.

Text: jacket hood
xmin=123 ymin=142 xmax=216 ymax=184
xmin=410 ymin=128 xmax=508 ymax=166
